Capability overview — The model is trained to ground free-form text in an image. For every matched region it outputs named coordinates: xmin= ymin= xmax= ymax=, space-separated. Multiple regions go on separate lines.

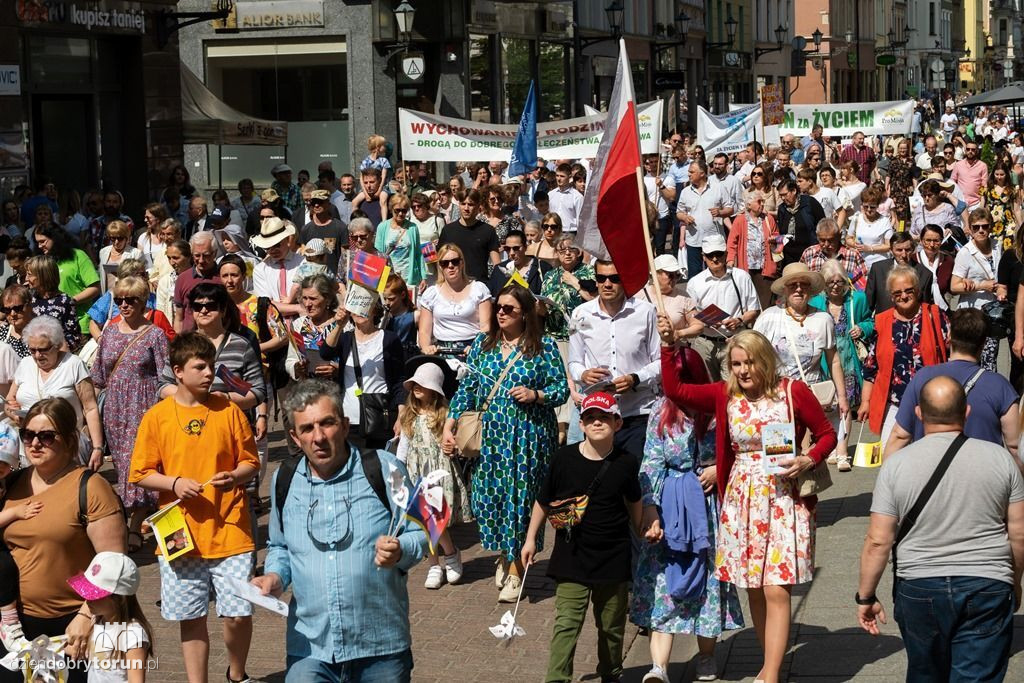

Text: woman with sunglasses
xmin=443 ymin=285 xmax=568 ymax=602
xmin=0 ymin=398 xmax=125 ymax=681
xmin=97 ymin=220 xmax=142 ymax=294
xmin=5 ymin=316 xmax=104 ymax=469
xmin=858 ymin=266 xmax=949 ymax=443
xmin=418 ymin=244 xmax=493 ymax=361
xmin=480 ymin=186 xmax=508 ymax=234
xmin=137 ymin=202 xmax=169 ymax=263
xmin=90 ymin=275 xmax=167 ymax=551
xmin=746 ymin=162 xmax=778 ymax=219
xmin=909 ymin=179 xmax=961 ymax=240
xmin=24 ymin=255 xmax=80 ymax=351
xmin=952 ymin=208 xmax=1007 ymax=372
xmin=374 ymin=194 xmax=424 ymax=288
xmin=846 ymin=185 xmax=894 ymax=268
xmin=0 ymin=285 xmax=36 ymax=358
xmin=527 ymin=213 xmax=563 ymax=269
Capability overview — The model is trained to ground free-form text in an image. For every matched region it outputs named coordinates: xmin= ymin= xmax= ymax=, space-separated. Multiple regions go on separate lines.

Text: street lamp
xmin=811 ymin=28 xmax=823 ymax=51
xmin=156 ymin=0 xmax=233 ymax=49
xmin=755 ymin=23 xmax=788 ymax=59
xmin=605 ymin=0 xmax=624 ymax=40
xmin=394 ymin=1 xmax=415 ymax=42
xmin=707 ymin=9 xmax=738 ymax=49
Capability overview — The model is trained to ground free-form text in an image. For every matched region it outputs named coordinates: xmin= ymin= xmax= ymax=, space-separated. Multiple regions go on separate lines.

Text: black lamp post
xmin=571 ymin=0 xmax=627 ymax=115
xmin=394 ymin=1 xmax=416 ymax=43
xmin=653 ymin=11 xmax=690 ymax=58
xmin=707 ymin=10 xmax=738 ymax=49
xmin=755 ymin=24 xmax=787 ymax=60
xmin=156 ymin=0 xmax=233 ymax=49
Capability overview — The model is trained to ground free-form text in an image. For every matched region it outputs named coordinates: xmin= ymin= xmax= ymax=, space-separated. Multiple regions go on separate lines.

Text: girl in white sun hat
xmin=66 ymin=552 xmax=154 ymax=682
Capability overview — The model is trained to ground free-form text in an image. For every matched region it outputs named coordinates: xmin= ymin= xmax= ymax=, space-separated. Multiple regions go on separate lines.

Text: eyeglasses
xmin=826 ymin=280 xmax=846 ymax=288
xmin=411 ymin=204 xmax=426 ymax=210
xmin=19 ymin=429 xmax=58 ymax=447
xmin=556 ymin=247 xmax=580 ymax=254
xmin=890 ymin=287 xmax=917 ymax=299
xmin=786 ymin=281 xmax=810 ymax=290
xmin=114 ymin=296 xmax=140 ymax=306
xmin=0 ymin=304 xmax=25 ymax=314
xmin=439 ymin=258 xmax=462 ymax=269
xmin=595 ymin=273 xmax=622 ymax=284
xmin=496 ymin=304 xmax=521 ymax=316
xmin=190 ymin=300 xmax=218 ymax=313
xmin=27 ymin=345 xmax=54 ymax=356
xmin=111 ymin=235 xmax=128 ymax=242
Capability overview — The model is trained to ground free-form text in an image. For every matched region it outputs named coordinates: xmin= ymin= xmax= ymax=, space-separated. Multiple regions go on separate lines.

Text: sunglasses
xmin=972 ymin=223 xmax=991 ymax=230
xmin=496 ymin=304 xmax=520 ymax=315
xmin=751 ymin=172 xmax=764 ymax=177
xmin=0 ymin=304 xmax=25 ymax=314
xmin=439 ymin=258 xmax=462 ymax=269
xmin=114 ymin=296 xmax=140 ymax=306
xmin=190 ymin=301 xmax=219 ymax=313
xmin=392 ymin=207 xmax=409 ymax=214
xmin=543 ymin=224 xmax=559 ymax=230
xmin=19 ymin=429 xmax=58 ymax=447
xmin=27 ymin=345 xmax=54 ymax=356
xmin=506 ymin=244 xmax=524 ymax=252
xmin=704 ymin=251 xmax=726 ymax=260
xmin=595 ymin=273 xmax=622 ymax=284
xmin=350 ymin=234 xmax=369 ymax=241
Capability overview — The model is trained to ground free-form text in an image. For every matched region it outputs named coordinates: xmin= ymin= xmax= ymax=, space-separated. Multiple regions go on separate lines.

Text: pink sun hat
xmin=67 ymin=552 xmax=140 ymax=601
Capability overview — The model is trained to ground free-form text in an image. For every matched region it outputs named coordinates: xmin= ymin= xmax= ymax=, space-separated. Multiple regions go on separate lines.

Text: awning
xmin=962 ymin=84 xmax=1024 ymax=107
xmin=181 ymin=65 xmax=287 ymax=146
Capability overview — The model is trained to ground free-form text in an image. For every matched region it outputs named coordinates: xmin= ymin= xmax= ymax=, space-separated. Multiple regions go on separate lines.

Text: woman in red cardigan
xmin=727 ymin=191 xmax=779 ymax=309
xmin=658 ymin=319 xmax=836 ymax=683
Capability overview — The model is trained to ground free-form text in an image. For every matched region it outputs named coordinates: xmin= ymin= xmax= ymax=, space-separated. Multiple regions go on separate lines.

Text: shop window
xmin=470 ymin=34 xmax=493 ymax=122
xmin=28 ymin=36 xmax=91 ymax=83
xmin=539 ymin=42 xmax=569 ymax=121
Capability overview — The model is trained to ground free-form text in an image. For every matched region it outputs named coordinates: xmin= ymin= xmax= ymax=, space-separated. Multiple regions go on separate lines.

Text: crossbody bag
xmin=785 ymin=330 xmax=838 ymax=410
xmin=454 ymin=350 xmax=521 ymax=459
xmin=548 ymin=459 xmax=611 ymax=541
xmin=349 ymin=332 xmax=395 ymax=443
xmin=783 ymin=378 xmax=833 ymax=498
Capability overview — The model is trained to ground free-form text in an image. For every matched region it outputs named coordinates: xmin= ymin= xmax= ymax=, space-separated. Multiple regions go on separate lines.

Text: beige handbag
xmin=786 ymin=332 xmax=837 ymax=410
xmin=454 ymin=350 xmax=521 ymax=458
xmin=784 ymin=379 xmax=834 ymax=497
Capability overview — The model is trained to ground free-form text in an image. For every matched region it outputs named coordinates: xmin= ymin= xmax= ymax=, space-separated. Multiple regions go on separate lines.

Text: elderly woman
xmin=34 ymin=225 xmax=99 ymax=336
xmin=528 ymin=213 xmax=563 ymax=268
xmin=90 ymin=275 xmax=167 ymax=551
xmin=136 ymin=202 xmax=169 ymax=261
xmin=443 ymin=285 xmax=568 ymax=603
xmin=418 ymin=243 xmax=493 ymax=361
xmin=321 ymin=296 xmax=406 ymax=449
xmin=846 ymin=186 xmax=894 ymax=269
xmin=658 ymin=326 xmax=836 ymax=683
xmin=25 ymin=255 xmax=80 ymax=351
xmin=644 ymin=254 xmax=703 ymax=343
xmin=728 ymin=191 xmax=779 ymax=308
xmin=809 ymin=259 xmax=874 ymax=471
xmin=0 ymin=285 xmax=35 ymax=358
xmin=0 ymin=398 xmax=124 ymax=680
xmin=858 ymin=265 xmax=949 ymax=444
xmin=952 ymin=208 xmax=1007 ymax=371
xmin=5 ymin=316 xmax=104 ymax=468
xmin=753 ymin=263 xmax=849 ymax=418
xmin=97 ymin=220 xmax=141 ymax=294
xmin=293 ymin=273 xmax=343 ymax=379
xmin=375 ymin=194 xmax=424 ymax=287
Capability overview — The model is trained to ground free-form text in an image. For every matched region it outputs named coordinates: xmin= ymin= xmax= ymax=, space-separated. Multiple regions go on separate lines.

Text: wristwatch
xmin=854 ymin=592 xmax=878 ymax=606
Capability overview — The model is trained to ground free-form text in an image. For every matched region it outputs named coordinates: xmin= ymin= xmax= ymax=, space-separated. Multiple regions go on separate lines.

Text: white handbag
xmin=786 ymin=332 xmax=837 ymax=410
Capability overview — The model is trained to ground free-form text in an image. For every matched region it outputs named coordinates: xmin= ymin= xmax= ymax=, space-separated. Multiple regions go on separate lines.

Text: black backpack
xmin=273 ymin=449 xmax=390 ymax=533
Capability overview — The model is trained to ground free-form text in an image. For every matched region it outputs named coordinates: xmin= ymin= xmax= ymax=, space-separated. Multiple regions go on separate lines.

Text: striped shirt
xmin=158 ymin=332 xmax=267 ymax=404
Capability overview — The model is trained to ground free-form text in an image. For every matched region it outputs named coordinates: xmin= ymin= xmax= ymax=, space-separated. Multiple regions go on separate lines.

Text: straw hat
xmin=251 ymin=216 xmax=296 ymax=249
xmin=770 ymin=262 xmax=825 ymax=296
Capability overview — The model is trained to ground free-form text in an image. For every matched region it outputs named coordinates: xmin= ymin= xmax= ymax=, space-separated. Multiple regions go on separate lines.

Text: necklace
xmin=785 ymin=306 xmax=809 ymax=327
xmin=37 ymin=461 xmax=76 ymax=485
xmin=499 ymin=336 xmax=521 ymax=353
xmin=174 ymin=401 xmax=211 ymax=437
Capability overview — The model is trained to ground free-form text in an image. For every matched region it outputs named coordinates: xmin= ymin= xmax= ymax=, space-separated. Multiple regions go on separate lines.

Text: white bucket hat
xmin=403 ymin=363 xmax=446 ymax=396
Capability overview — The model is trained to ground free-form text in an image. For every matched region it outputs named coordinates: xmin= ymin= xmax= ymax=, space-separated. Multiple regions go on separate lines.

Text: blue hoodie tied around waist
xmin=660 ymin=469 xmax=710 ymax=601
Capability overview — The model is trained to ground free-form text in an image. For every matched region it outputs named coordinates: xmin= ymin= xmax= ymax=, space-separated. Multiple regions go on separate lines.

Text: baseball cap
xmin=653 ymin=254 xmax=682 ymax=273
xmin=260 ymin=188 xmax=280 ymax=203
xmin=581 ymin=392 xmax=621 ymax=416
xmin=209 ymin=206 xmax=229 ymax=222
xmin=67 ymin=552 xmax=140 ymax=600
xmin=309 ymin=189 xmax=330 ymax=202
xmin=304 ymin=238 xmax=327 ymax=256
xmin=701 ymin=234 xmax=727 ymax=254
xmin=270 ymin=163 xmax=293 ymax=176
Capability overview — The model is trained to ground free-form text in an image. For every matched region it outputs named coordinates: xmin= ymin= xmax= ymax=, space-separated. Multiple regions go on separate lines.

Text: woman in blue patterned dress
xmin=631 ymin=397 xmax=744 ymax=683
xmin=443 ymin=285 xmax=568 ymax=602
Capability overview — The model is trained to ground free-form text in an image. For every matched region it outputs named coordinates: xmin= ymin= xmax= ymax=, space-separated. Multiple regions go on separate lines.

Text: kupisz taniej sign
xmin=16 ymin=0 xmax=145 ymax=32
xmin=234 ymin=0 xmax=324 ymax=29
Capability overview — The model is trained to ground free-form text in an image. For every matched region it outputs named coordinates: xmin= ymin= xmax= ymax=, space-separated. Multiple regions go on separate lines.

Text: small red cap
xmin=581 ymin=392 xmax=620 ymax=415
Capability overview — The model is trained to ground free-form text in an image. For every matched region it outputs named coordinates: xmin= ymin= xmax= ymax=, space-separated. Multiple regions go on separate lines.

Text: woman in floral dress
xmin=658 ymin=323 xmax=836 ymax=683
xmin=443 ymin=285 xmax=568 ymax=602
xmin=885 ymin=139 xmax=917 ymax=223
xmin=90 ymin=275 xmax=168 ymax=552
xmin=631 ymin=397 xmax=744 ymax=683
xmin=985 ymin=164 xmax=1020 ymax=253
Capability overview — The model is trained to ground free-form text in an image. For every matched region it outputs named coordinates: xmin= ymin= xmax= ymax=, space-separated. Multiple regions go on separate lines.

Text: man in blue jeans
xmin=856 ymin=376 xmax=1024 ymax=681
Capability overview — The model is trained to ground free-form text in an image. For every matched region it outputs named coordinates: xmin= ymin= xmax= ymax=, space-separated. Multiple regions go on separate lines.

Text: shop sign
xmin=235 ymin=1 xmax=324 ymax=30
xmin=16 ymin=1 xmax=145 ymax=33
xmin=0 ymin=67 xmax=20 ymax=96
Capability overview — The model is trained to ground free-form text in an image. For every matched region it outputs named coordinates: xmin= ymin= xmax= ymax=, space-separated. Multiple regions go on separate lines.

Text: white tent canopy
xmin=181 ymin=65 xmax=287 ymax=146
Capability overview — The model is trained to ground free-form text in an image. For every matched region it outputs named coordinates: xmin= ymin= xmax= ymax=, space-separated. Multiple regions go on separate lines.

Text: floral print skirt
xmin=715 ymin=451 xmax=815 ymax=588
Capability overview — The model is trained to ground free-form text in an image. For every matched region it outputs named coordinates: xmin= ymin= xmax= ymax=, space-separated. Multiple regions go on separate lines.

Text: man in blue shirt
xmin=884 ymin=308 xmax=1019 ymax=459
xmin=253 ymin=380 xmax=426 ymax=682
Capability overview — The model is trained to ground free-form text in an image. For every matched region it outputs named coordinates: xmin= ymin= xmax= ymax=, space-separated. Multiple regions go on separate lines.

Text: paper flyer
xmin=761 ymin=422 xmax=795 ymax=476
xmin=694 ymin=303 xmax=729 ymax=327
xmin=345 ymin=282 xmax=379 ymax=317
xmin=146 ymin=502 xmax=195 ymax=562
xmin=215 ymin=574 xmax=289 ymax=617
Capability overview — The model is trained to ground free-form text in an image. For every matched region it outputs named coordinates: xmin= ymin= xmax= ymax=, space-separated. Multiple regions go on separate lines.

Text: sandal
xmin=127 ymin=531 xmax=144 ymax=553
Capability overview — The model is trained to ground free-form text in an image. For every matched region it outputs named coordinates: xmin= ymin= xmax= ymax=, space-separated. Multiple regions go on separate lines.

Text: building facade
xmin=789 ymin=0 xmax=877 ymax=104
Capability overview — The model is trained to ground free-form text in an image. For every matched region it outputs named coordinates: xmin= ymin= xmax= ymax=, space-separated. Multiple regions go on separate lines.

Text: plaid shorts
xmin=157 ymin=552 xmax=254 ymax=621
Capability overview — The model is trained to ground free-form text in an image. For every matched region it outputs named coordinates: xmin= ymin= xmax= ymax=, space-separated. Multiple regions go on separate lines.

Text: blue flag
xmin=508 ymin=80 xmax=537 ymax=178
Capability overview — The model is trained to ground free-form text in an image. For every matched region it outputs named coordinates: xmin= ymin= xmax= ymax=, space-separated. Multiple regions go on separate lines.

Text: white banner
xmin=398 ymin=101 xmax=662 ymax=163
xmin=700 ymin=100 xmax=916 ymax=155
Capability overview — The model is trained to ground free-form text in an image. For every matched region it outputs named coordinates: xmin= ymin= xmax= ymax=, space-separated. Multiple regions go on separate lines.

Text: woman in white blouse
xmin=846 ymin=185 xmax=894 ymax=268
xmin=417 ymin=243 xmax=493 ymax=361
xmin=952 ymin=207 xmax=1007 ymax=370
xmin=97 ymin=221 xmax=142 ymax=294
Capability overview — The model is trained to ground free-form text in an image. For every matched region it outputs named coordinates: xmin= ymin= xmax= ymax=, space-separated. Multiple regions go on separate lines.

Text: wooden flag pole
xmin=635 ymin=166 xmax=665 ymax=317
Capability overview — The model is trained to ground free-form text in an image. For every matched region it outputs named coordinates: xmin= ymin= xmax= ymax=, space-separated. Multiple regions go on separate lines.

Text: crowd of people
xmin=0 ymin=105 xmax=1022 ymax=683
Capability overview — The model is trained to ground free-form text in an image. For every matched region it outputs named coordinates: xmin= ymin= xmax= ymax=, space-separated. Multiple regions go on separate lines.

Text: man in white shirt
xmin=685 ymin=234 xmax=762 ymax=380
xmin=675 ymin=160 xmax=727 ymax=279
xmin=915 ymin=135 xmax=938 ymax=171
xmin=252 ymin=218 xmax=305 ymax=316
xmin=797 ymin=167 xmax=846 ymax=226
xmin=547 ymin=163 xmax=584 ymax=234
xmin=708 ymin=153 xmax=742 ymax=221
xmin=642 ymin=155 xmax=673 ymax=255
xmin=568 ymin=259 xmax=660 ymax=457
xmin=940 ymin=106 xmax=958 ymax=138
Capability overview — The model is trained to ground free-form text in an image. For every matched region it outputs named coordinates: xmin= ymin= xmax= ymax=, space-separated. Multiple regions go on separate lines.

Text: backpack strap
xmin=79 ymin=468 xmax=94 ymax=527
xmin=274 ymin=456 xmax=302 ymax=534
xmin=360 ymin=448 xmax=390 ymax=513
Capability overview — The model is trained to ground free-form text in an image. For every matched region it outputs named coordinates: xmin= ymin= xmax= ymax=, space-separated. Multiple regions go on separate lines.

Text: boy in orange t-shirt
xmin=129 ymin=332 xmax=259 ymax=683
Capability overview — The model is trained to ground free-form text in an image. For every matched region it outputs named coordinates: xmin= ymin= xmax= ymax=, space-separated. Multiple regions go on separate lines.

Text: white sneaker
xmin=498 ymin=573 xmax=522 ymax=603
xmin=695 ymin=654 xmax=718 ymax=681
xmin=424 ymin=565 xmax=445 ymax=590
xmin=0 ymin=622 xmax=27 ymax=653
xmin=837 ymin=457 xmax=852 ymax=472
xmin=642 ymin=665 xmax=668 ymax=682
xmin=443 ymin=550 xmax=463 ymax=584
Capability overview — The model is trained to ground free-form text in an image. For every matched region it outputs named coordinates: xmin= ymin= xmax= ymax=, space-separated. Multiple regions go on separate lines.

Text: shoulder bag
xmin=785 ymin=329 xmax=838 ymax=410
xmin=784 ymin=379 xmax=834 ymax=498
xmin=349 ymin=332 xmax=396 ymax=445
xmin=454 ymin=349 xmax=521 ymax=459
xmin=849 ymin=298 xmax=870 ymax=362
xmin=547 ymin=459 xmax=611 ymax=541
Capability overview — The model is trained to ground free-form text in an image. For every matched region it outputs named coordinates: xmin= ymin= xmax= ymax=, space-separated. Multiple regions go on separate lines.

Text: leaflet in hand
xmin=146 ymin=502 xmax=195 ymax=562
xmin=215 ymin=573 xmax=289 ymax=617
xmin=694 ymin=303 xmax=729 ymax=327
xmin=761 ymin=422 xmax=795 ymax=476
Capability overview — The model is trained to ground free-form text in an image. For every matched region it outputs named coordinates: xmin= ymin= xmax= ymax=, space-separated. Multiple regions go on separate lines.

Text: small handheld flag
xmin=349 ymin=250 xmax=390 ymax=291
xmin=216 ymin=365 xmax=253 ymax=395
xmin=401 ymin=471 xmax=451 ymax=554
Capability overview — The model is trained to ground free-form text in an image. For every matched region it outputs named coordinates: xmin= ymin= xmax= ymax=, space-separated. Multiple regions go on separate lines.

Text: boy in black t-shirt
xmin=522 ymin=392 xmax=644 ymax=683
